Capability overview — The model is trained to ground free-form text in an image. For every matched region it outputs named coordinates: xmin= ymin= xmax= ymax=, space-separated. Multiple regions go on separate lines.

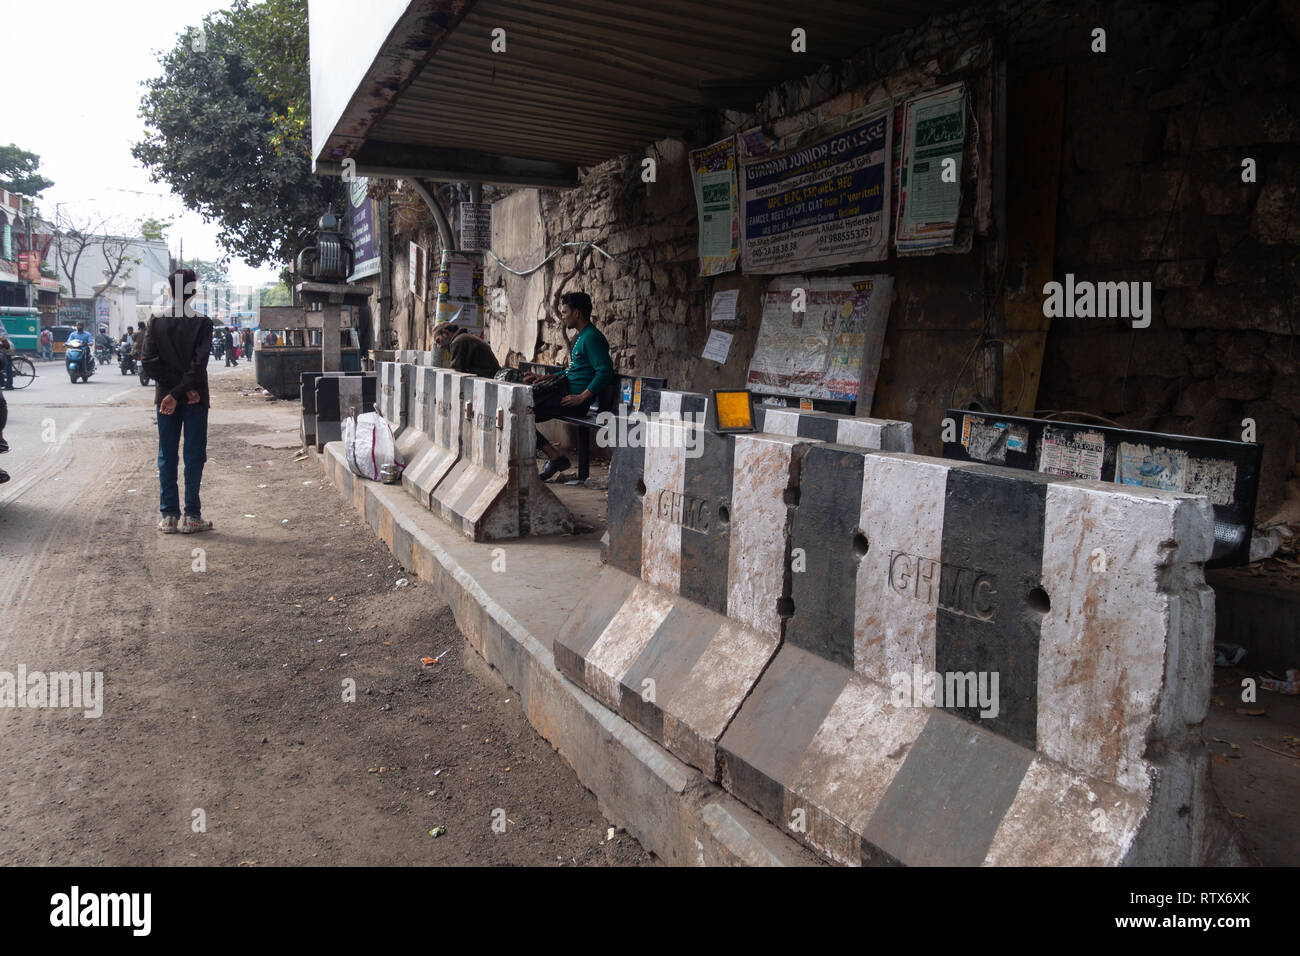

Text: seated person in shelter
xmin=521 ymin=292 xmax=613 ymax=482
xmin=434 ymin=322 xmax=500 ymax=378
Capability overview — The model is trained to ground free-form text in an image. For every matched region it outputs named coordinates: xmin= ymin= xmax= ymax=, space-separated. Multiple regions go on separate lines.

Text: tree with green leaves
xmin=259 ymin=283 xmax=292 ymax=307
xmin=188 ymin=258 xmax=230 ymax=286
xmin=0 ymin=144 xmax=54 ymax=196
xmin=139 ymin=217 xmax=171 ymax=242
xmin=132 ymin=0 xmax=340 ymax=268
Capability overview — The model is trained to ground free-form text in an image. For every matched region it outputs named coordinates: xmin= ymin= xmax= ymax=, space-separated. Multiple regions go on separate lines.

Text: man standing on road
xmin=520 ymin=292 xmax=613 ymax=482
xmin=242 ymin=327 xmax=254 ymax=365
xmin=143 ymin=268 xmax=214 ymax=535
xmin=39 ymin=327 xmax=52 ymax=361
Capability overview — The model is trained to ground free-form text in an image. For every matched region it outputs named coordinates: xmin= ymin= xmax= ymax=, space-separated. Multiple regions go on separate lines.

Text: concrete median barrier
xmin=426 ymin=375 xmax=572 ymax=540
xmin=309 ymin=372 xmax=375 ymax=451
xmin=716 ymin=444 xmax=1239 ymax=866
xmin=400 ymin=367 xmax=462 ymax=506
xmin=753 ymin=405 xmax=914 ymax=452
xmin=558 ymin=423 xmax=807 ymax=776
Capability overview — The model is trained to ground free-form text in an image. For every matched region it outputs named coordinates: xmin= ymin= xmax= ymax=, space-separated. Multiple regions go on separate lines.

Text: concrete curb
xmin=319 ymin=442 xmax=821 ymax=867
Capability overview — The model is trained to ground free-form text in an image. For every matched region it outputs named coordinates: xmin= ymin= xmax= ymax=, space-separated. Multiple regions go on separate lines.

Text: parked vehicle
xmin=66 ymin=344 xmax=95 ymax=383
xmin=48 ymin=325 xmax=76 ymax=356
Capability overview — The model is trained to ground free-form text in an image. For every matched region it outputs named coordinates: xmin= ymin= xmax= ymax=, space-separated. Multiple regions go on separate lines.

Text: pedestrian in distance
xmin=39 ymin=326 xmax=53 ymax=361
xmin=143 ymin=268 xmax=214 ymax=535
xmin=222 ymin=326 xmax=237 ymax=367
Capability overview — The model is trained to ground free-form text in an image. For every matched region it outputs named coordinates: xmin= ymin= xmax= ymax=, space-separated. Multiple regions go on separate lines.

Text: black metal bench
xmin=519 ymin=362 xmax=667 ymax=480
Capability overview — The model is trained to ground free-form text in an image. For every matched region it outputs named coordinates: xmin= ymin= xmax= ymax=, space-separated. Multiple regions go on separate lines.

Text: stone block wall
xmin=454 ymin=0 xmax=1300 ymax=513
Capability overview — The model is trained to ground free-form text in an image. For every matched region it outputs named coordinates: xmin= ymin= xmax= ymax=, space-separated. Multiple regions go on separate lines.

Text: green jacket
xmin=565 ymin=324 xmax=613 ymax=396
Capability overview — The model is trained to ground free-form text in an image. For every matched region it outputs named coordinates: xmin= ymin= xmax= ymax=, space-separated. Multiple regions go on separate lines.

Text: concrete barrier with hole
xmin=428 ymin=374 xmax=572 ymax=540
xmin=715 ymin=443 xmax=1242 ymax=865
xmin=556 ymin=390 xmax=1244 ymax=865
xmin=556 ymin=394 xmax=916 ymax=779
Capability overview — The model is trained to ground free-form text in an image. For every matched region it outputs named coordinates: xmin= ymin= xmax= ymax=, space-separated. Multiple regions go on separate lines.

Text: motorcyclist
xmin=120 ymin=329 xmax=136 ymax=372
xmin=68 ymin=323 xmax=95 ymax=371
xmin=95 ymin=325 xmax=114 ymax=363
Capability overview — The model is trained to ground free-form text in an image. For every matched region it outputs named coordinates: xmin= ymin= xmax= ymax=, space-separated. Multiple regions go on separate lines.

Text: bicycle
xmin=8 ymin=356 xmax=36 ymax=389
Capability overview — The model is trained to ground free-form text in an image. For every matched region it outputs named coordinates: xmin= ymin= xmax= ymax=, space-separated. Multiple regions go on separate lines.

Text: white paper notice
xmin=448 ymin=259 xmax=474 ymax=298
xmin=710 ymin=289 xmax=740 ymax=323
xmin=702 ymin=329 xmax=734 ymax=364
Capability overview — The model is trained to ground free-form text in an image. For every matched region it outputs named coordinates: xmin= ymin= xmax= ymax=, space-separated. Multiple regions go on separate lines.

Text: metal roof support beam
xmin=316 ymin=140 xmax=578 ymax=189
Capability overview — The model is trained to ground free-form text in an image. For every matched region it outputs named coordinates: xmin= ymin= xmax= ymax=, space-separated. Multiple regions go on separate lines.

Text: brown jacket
xmin=447 ymin=330 xmax=500 ymax=378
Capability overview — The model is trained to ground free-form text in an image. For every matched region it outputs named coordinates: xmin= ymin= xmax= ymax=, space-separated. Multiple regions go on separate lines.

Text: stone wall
xmin=445 ymin=0 xmax=1300 ymax=514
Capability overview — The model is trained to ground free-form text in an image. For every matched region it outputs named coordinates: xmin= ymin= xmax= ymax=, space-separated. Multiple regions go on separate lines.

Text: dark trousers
xmin=1 ymin=354 xmax=12 ymax=390
xmin=157 ymin=403 xmax=209 ymax=517
xmin=532 ymin=382 xmax=573 ymax=451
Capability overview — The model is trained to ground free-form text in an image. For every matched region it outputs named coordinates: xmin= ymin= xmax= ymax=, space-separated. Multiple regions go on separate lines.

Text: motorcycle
xmin=119 ymin=348 xmax=137 ymax=375
xmin=66 ymin=344 xmax=95 ymax=383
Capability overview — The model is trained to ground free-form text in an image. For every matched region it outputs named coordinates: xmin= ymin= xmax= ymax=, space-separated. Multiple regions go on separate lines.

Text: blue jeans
xmin=40 ymin=345 xmax=53 ymax=360
xmin=157 ymin=403 xmax=209 ymax=517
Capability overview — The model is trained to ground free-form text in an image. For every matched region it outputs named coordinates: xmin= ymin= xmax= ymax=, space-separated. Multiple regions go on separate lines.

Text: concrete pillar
xmin=322 ymin=302 xmax=341 ymax=372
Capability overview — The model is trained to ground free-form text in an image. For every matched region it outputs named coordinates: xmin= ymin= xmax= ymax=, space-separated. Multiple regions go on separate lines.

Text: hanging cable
xmin=485 ymin=241 xmax=629 ymax=277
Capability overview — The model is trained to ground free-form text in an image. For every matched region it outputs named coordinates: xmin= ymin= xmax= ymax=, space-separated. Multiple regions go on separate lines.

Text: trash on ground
xmin=1214 ymin=642 xmax=1247 ymax=667
xmin=395 ymin=578 xmax=409 ymax=588
xmin=428 ymin=826 xmax=446 ymax=838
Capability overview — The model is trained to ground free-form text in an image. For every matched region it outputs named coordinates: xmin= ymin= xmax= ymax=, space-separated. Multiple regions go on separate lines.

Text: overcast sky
xmin=8 ymin=0 xmax=284 ymax=288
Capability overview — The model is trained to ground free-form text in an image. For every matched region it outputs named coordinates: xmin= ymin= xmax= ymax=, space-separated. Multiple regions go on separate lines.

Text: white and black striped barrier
xmin=555 ymin=397 xmax=1239 ymax=865
xmin=376 ymin=362 xmax=572 ymax=541
xmin=558 ymin=396 xmax=914 ymax=777
xmin=304 ymin=372 xmax=375 ymax=451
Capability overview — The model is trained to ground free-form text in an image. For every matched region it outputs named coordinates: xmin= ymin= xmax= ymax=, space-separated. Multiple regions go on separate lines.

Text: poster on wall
xmin=435 ymin=251 xmax=486 ymax=338
xmin=347 ymin=176 xmax=380 ymax=281
xmin=740 ymin=106 xmax=892 ymax=274
xmin=689 ymin=137 xmax=740 ymax=276
xmin=896 ymin=82 xmax=966 ymax=253
xmin=746 ymin=274 xmax=893 ymax=407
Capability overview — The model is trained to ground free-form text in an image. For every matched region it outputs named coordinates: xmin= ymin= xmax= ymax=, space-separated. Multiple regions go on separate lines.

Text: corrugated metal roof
xmin=314 ymin=0 xmax=964 ymax=185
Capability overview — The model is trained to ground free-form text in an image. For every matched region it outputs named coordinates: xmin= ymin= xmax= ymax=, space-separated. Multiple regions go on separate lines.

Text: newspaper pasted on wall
xmin=746 ymin=274 xmax=894 ymax=408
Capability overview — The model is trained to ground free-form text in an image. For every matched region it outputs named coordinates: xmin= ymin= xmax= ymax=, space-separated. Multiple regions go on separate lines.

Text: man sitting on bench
xmin=434 ymin=322 xmax=500 ymax=377
xmin=522 ymin=291 xmax=613 ymax=482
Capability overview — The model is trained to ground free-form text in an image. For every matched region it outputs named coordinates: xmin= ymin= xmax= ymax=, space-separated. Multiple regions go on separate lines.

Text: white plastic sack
xmin=345 ymin=411 xmax=403 ymax=480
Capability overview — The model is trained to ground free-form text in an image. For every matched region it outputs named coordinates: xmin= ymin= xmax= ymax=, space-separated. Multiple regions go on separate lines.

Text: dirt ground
xmin=0 ymin=364 xmax=652 ymax=865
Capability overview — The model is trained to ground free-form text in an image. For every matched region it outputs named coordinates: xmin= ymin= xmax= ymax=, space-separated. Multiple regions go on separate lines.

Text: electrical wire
xmin=485 ymin=241 xmax=627 ymax=277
